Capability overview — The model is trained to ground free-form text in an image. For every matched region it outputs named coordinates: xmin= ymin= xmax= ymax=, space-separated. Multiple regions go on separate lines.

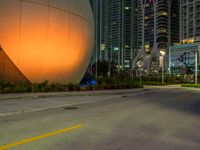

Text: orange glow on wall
xmin=0 ymin=0 xmax=94 ymax=84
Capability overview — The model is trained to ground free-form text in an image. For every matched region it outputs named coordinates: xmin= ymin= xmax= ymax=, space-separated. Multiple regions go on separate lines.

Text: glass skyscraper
xmin=168 ymin=0 xmax=200 ymax=76
xmin=90 ymin=0 xmax=142 ymax=70
xmin=138 ymin=0 xmax=179 ymax=72
xmin=180 ymin=0 xmax=200 ymax=42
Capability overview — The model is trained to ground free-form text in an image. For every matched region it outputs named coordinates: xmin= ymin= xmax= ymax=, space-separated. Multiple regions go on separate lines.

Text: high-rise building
xmin=137 ymin=0 xmax=179 ymax=71
xmin=90 ymin=0 xmax=142 ymax=70
xmin=180 ymin=0 xmax=200 ymax=42
xmin=168 ymin=0 xmax=200 ymax=76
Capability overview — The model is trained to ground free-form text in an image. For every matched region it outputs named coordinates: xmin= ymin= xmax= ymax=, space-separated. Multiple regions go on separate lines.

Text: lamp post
xmin=108 ymin=58 xmax=111 ymax=79
xmin=160 ymin=51 xmax=166 ymax=85
xmin=138 ymin=68 xmax=143 ymax=88
xmin=95 ymin=60 xmax=98 ymax=79
xmin=136 ymin=60 xmax=144 ymax=88
xmin=194 ymin=42 xmax=200 ymax=84
xmin=195 ymin=50 xmax=198 ymax=84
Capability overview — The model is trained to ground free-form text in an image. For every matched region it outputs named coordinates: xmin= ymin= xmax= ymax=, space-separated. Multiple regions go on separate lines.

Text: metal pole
xmin=162 ymin=56 xmax=164 ymax=85
xmin=195 ymin=50 xmax=198 ymax=84
xmin=140 ymin=70 xmax=142 ymax=88
xmin=168 ymin=46 xmax=171 ymax=75
xmin=162 ymin=65 xmax=164 ymax=85
xmin=132 ymin=68 xmax=134 ymax=80
xmin=95 ymin=58 xmax=98 ymax=79
xmin=109 ymin=59 xmax=111 ymax=79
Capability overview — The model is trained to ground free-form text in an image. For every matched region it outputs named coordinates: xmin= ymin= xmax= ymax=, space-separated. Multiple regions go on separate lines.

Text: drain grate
xmin=143 ymin=89 xmax=150 ymax=92
xmin=63 ymin=106 xmax=78 ymax=110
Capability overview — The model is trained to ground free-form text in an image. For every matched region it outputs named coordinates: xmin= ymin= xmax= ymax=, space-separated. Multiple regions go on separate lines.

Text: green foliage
xmin=68 ymin=83 xmax=75 ymax=91
xmin=141 ymin=74 xmax=196 ymax=85
xmin=0 ymin=83 xmax=32 ymax=93
xmin=67 ymin=83 xmax=81 ymax=91
xmin=181 ymin=84 xmax=200 ymax=88
xmin=0 ymin=81 xmax=67 ymax=94
xmin=142 ymin=81 xmax=166 ymax=86
xmin=0 ymin=71 xmax=142 ymax=93
xmin=93 ymin=78 xmax=142 ymax=90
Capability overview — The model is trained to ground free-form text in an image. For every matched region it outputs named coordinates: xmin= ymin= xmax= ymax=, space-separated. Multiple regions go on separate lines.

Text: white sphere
xmin=0 ymin=0 xmax=94 ymax=84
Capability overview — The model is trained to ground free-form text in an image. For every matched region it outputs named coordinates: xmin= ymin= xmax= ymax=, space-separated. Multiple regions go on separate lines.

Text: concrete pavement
xmin=0 ymin=86 xmax=200 ymax=150
xmin=0 ymin=85 xmax=199 ymax=118
xmin=0 ymin=88 xmax=148 ymax=117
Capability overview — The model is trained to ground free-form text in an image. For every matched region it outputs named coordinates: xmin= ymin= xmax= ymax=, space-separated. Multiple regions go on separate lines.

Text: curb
xmin=0 ymin=89 xmax=144 ymax=101
xmin=0 ymin=90 xmax=149 ymax=117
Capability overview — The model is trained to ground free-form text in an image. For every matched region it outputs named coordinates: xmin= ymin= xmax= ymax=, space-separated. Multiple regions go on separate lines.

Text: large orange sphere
xmin=0 ymin=0 xmax=94 ymax=84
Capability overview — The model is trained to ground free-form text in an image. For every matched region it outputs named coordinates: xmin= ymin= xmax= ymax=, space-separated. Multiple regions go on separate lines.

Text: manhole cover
xmin=64 ymin=106 xmax=78 ymax=110
xmin=143 ymin=89 xmax=150 ymax=92
xmin=122 ymin=95 xmax=127 ymax=97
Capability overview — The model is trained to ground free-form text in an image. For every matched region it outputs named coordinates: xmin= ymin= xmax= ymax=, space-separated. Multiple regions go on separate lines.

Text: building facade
xmin=169 ymin=43 xmax=199 ymax=75
xmin=168 ymin=0 xmax=200 ymax=76
xmin=137 ymin=0 xmax=179 ymax=72
xmin=90 ymin=0 xmax=142 ymax=70
xmin=180 ymin=0 xmax=200 ymax=43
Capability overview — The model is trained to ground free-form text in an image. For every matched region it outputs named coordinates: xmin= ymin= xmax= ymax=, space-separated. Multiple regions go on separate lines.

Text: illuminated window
xmin=113 ymin=47 xmax=119 ymax=51
xmin=125 ymin=45 xmax=129 ymax=48
xmin=158 ymin=11 xmax=168 ymax=16
xmin=157 ymin=28 xmax=167 ymax=33
xmin=100 ymin=44 xmax=106 ymax=51
xmin=145 ymin=4 xmax=150 ymax=7
xmin=125 ymin=6 xmax=130 ymax=10
xmin=181 ymin=38 xmax=194 ymax=44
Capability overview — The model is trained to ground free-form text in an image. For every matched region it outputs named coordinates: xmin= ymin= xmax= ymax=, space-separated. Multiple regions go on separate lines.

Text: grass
xmin=181 ymin=84 xmax=200 ymax=88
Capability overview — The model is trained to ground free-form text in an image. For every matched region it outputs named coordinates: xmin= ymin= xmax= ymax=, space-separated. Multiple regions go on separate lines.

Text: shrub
xmin=0 ymin=77 xmax=142 ymax=94
xmin=31 ymin=84 xmax=40 ymax=92
xmin=181 ymin=84 xmax=200 ymax=88
xmin=75 ymin=84 xmax=81 ymax=91
xmin=68 ymin=83 xmax=75 ymax=91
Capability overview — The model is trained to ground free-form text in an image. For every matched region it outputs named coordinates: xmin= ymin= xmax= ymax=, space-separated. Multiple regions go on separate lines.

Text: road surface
xmin=0 ymin=86 xmax=200 ymax=150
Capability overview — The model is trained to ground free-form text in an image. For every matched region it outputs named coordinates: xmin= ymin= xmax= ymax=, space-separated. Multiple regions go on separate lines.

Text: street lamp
xmin=136 ymin=60 xmax=144 ymax=88
xmin=160 ymin=50 xmax=166 ymax=85
xmin=195 ymin=50 xmax=198 ymax=84
xmin=194 ymin=41 xmax=200 ymax=84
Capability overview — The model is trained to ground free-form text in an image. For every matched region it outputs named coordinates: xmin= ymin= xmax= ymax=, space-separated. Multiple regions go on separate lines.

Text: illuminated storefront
xmin=169 ymin=43 xmax=200 ymax=75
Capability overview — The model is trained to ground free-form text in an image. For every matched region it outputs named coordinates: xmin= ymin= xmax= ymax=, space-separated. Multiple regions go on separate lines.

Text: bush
xmin=181 ymin=84 xmax=200 ymax=88
xmin=0 ymin=80 xmax=69 ymax=94
xmin=0 ymin=77 xmax=142 ymax=94
xmin=93 ymin=79 xmax=142 ymax=90
xmin=74 ymin=84 xmax=81 ymax=91
xmin=143 ymin=81 xmax=166 ymax=86
xmin=31 ymin=84 xmax=40 ymax=92
xmin=68 ymin=83 xmax=75 ymax=91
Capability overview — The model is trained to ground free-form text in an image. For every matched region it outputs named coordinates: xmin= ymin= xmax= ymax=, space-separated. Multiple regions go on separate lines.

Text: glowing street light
xmin=160 ymin=50 xmax=166 ymax=85
xmin=160 ymin=51 xmax=166 ymax=56
xmin=136 ymin=60 xmax=144 ymax=88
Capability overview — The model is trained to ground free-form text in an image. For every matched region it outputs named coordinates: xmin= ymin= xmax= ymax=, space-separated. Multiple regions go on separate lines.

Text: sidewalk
xmin=144 ymin=84 xmax=200 ymax=91
xmin=144 ymin=85 xmax=182 ymax=88
xmin=0 ymin=89 xmax=146 ymax=117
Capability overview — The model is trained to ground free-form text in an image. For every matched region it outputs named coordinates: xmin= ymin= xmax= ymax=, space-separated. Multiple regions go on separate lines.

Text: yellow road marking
xmin=0 ymin=124 xmax=82 ymax=150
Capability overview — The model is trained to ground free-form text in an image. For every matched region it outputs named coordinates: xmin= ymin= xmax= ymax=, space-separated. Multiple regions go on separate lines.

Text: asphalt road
xmin=0 ymin=87 xmax=200 ymax=150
